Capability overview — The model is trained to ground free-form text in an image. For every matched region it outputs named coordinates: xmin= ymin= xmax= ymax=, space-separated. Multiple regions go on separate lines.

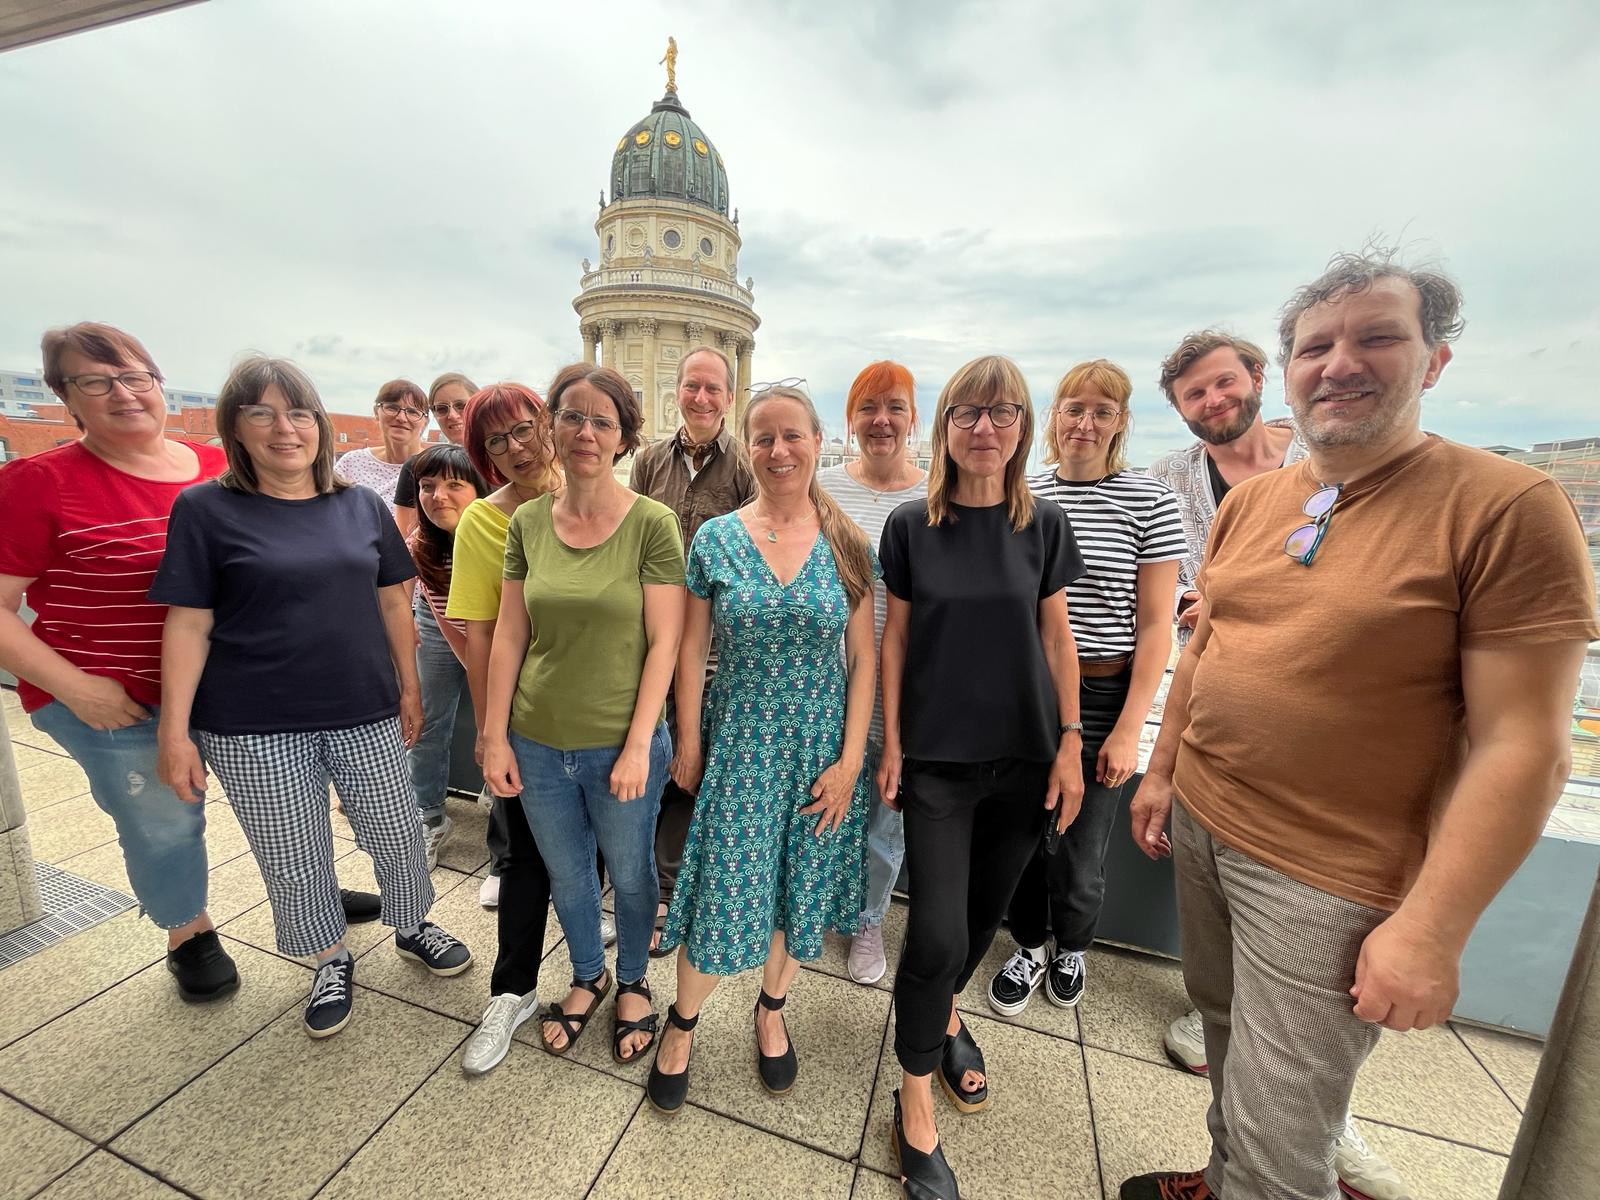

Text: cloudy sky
xmin=2 ymin=0 xmax=1596 ymax=464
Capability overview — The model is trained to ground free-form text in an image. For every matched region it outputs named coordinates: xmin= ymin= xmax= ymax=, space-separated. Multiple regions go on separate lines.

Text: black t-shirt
xmin=879 ymin=496 xmax=1085 ymax=763
xmin=393 ymin=455 xmax=419 ymax=510
xmin=150 ymin=482 xmax=417 ymax=735
xmin=1205 ymin=451 xmax=1232 ymax=504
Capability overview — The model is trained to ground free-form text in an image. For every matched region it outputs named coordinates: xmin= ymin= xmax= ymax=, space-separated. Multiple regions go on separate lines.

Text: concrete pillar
xmin=581 ymin=323 xmax=597 ymax=365
xmin=638 ymin=318 xmax=659 ymax=437
xmin=1498 ymin=867 xmax=1600 ymax=1198
xmin=736 ymin=339 xmax=754 ymax=427
xmin=684 ymin=320 xmax=706 ymax=350
xmin=598 ymin=319 xmax=618 ymax=369
xmin=0 ymin=719 xmax=43 ymax=936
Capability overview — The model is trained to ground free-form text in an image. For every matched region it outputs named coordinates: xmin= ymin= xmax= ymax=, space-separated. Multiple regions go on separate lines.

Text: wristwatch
xmin=1059 ymin=722 xmax=1084 ymax=736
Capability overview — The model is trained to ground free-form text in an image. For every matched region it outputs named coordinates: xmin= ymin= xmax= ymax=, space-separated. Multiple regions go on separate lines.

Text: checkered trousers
xmin=198 ymin=718 xmax=435 ymax=957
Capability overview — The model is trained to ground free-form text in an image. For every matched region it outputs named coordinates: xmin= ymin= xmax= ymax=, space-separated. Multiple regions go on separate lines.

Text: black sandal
xmin=645 ymin=1003 xmax=699 ymax=1113
xmin=891 ymin=1088 xmax=961 ymax=1199
xmin=648 ymin=907 xmax=673 ymax=959
xmin=540 ymin=969 xmax=611 ymax=1056
xmin=754 ymin=989 xmax=798 ymax=1095
xmin=612 ymin=978 xmax=659 ymax=1065
xmin=937 ymin=1018 xmax=988 ymax=1113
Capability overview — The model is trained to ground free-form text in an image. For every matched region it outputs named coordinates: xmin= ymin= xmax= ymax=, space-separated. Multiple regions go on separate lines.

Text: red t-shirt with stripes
xmin=0 ymin=439 xmax=227 ymax=712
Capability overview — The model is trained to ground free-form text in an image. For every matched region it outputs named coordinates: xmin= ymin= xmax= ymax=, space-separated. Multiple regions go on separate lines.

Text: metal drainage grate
xmin=0 ymin=863 xmax=135 ymax=968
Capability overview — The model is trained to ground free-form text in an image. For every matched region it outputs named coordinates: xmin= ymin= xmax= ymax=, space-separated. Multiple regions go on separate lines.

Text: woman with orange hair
xmin=816 ymin=361 xmax=927 ymax=986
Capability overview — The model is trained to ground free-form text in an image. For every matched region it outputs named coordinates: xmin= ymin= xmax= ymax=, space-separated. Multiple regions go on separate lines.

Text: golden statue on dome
xmin=660 ymin=36 xmax=678 ymax=92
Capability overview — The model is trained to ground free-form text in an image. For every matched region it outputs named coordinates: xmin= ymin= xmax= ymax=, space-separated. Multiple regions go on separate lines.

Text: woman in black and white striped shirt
xmin=987 ymin=358 xmax=1186 ymax=1017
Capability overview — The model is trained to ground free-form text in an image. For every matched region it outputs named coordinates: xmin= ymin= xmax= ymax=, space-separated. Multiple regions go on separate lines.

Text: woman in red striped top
xmin=0 ymin=323 xmax=238 ymax=1002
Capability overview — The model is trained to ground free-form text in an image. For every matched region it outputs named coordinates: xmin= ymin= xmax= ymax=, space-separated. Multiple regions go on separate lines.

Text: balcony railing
xmin=578 ymin=267 xmax=754 ymax=309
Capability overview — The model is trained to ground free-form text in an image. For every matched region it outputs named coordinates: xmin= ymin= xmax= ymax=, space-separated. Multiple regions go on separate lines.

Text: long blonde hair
xmin=926 ymin=355 xmax=1037 ymax=532
xmin=742 ymin=386 xmax=876 ymax=609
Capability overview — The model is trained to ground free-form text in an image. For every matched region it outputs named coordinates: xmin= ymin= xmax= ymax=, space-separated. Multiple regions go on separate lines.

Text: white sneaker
xmin=1335 ymin=1118 xmax=1414 ymax=1200
xmin=601 ymin=915 xmax=618 ymax=947
xmin=461 ymin=992 xmax=539 ymax=1075
xmin=1164 ymin=1008 xmax=1208 ymax=1075
xmin=478 ymin=874 xmax=501 ymax=910
xmin=848 ymin=921 xmax=887 ymax=984
xmin=421 ymin=815 xmax=454 ymax=870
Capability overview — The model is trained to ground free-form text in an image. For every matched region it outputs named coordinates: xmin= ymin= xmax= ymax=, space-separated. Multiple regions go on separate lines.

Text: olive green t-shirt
xmin=503 ymin=493 xmax=686 ymax=750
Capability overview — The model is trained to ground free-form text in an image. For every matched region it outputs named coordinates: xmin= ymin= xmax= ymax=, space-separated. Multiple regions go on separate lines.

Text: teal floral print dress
xmin=660 ymin=512 xmax=878 ymax=975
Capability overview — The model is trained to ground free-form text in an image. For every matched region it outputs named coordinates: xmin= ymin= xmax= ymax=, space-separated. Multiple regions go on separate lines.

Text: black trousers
xmin=893 ymin=756 xmax=1051 ymax=1075
xmin=489 ymin=792 xmax=551 ymax=997
xmin=1006 ymin=671 xmax=1132 ymax=952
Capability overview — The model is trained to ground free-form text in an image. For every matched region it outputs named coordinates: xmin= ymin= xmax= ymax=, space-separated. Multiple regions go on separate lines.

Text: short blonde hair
xmin=926 ymin=355 xmax=1037 ymax=532
xmin=1042 ymin=359 xmax=1133 ymax=473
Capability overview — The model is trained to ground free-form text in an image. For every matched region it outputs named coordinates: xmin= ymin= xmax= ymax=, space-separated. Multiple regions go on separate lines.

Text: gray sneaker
xmin=848 ymin=921 xmax=886 ymax=984
xmin=421 ymin=814 xmax=454 ymax=870
xmin=461 ymin=992 xmax=540 ymax=1075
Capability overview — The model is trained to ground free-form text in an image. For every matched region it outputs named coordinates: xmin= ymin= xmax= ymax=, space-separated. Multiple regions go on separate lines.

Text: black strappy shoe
xmin=646 ymin=1004 xmax=700 ymax=1113
xmin=648 ymin=906 xmax=674 ymax=959
xmin=539 ymin=969 xmax=612 ymax=1056
xmin=754 ymin=988 xmax=798 ymax=1094
xmin=612 ymin=978 xmax=660 ymax=1065
xmin=891 ymin=1088 xmax=961 ymax=1199
xmin=937 ymin=1018 xmax=988 ymax=1113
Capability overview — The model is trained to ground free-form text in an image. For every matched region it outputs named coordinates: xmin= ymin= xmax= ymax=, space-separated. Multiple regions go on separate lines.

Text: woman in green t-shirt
xmin=482 ymin=364 xmax=686 ymax=1067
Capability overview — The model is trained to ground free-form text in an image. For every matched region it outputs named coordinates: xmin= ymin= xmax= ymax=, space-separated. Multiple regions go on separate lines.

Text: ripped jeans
xmin=30 ymin=701 xmax=210 ymax=929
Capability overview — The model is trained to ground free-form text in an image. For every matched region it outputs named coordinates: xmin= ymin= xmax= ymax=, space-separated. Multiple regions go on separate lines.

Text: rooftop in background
xmin=0 ymin=0 xmax=204 ymax=52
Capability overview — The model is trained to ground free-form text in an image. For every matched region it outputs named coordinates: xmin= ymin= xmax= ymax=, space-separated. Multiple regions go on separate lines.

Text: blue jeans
xmin=30 ymin=701 xmax=209 ymax=929
xmin=512 ymin=723 xmax=669 ymax=984
xmin=862 ymin=742 xmax=904 ymax=926
xmin=410 ymin=598 xmax=464 ymax=823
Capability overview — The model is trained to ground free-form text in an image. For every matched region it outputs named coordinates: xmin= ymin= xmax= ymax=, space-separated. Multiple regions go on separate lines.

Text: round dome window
xmin=700 ymin=237 xmax=714 ymax=256
xmin=662 ymin=229 xmax=682 ymax=250
xmin=664 ymin=131 xmax=682 ymax=147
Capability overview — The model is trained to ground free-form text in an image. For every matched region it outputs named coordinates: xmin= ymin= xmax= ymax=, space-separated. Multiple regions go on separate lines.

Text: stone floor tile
xmin=13 ymin=755 xmax=91 ymax=813
xmin=1074 ymin=945 xmax=1191 ymax=1067
xmin=1355 ymin=1118 xmax=1509 ymax=1200
xmin=1453 ymin=1023 xmax=1545 ymax=1111
xmin=434 ymin=795 xmax=493 ymax=874
xmin=805 ymin=901 xmax=907 ymax=993
xmin=590 ymin=1102 xmax=855 ymax=1200
xmin=851 ymin=1165 xmax=903 ymax=1199
xmin=1084 ymin=1047 xmax=1213 ymax=1199
xmin=111 ymin=987 xmax=467 ymax=1200
xmin=58 ymin=837 xmax=268 ymax=924
xmin=24 ymin=793 xmax=117 ymax=863
xmin=0 ymin=942 xmax=306 ymax=1140
xmin=10 ymin=740 xmax=69 ymax=772
xmin=0 ymin=1093 xmax=92 ymax=1200
xmin=954 ymin=928 xmax=1082 ymax=1045
xmin=861 ymin=1007 xmax=1100 ymax=1198
xmin=320 ymin=1044 xmax=639 ymax=1199
xmin=32 ymin=1151 xmax=186 ymax=1199
xmin=1352 ymin=1026 xmax=1524 ymax=1152
xmin=0 ymin=912 xmax=165 ymax=1050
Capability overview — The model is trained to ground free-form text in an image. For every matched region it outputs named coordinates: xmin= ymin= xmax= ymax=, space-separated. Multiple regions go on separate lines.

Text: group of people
xmin=0 ymin=246 xmax=1593 ymax=1200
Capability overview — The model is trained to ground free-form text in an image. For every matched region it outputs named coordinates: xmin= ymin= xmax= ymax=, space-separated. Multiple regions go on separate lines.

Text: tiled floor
xmin=2 ymin=692 xmax=1546 ymax=1199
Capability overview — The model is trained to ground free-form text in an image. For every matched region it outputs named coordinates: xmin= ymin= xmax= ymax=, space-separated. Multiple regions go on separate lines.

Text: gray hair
xmin=1276 ymin=247 xmax=1465 ymax=367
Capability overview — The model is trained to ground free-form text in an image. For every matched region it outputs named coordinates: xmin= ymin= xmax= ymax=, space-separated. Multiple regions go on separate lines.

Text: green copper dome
xmin=609 ymin=90 xmax=729 ymax=216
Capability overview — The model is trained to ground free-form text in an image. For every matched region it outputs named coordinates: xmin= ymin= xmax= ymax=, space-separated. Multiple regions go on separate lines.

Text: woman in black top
xmin=878 ymin=354 xmax=1086 ymax=1199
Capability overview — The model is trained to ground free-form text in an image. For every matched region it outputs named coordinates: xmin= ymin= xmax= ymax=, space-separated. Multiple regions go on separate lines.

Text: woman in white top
xmin=336 ymin=379 xmax=428 ymax=519
xmin=815 ymin=361 xmax=928 ymax=988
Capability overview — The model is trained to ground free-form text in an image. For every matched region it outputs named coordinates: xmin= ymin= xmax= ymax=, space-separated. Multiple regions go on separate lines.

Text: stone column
xmin=684 ymin=320 xmax=706 ymax=350
xmin=0 ymin=720 xmax=43 ymax=936
xmin=580 ymin=323 xmax=598 ymax=365
xmin=736 ymin=338 xmax=754 ymax=425
xmin=638 ymin=318 xmax=659 ymax=437
xmin=598 ymin=319 xmax=619 ymax=368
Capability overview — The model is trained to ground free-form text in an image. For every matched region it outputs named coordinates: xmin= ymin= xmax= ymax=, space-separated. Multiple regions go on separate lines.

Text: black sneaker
xmin=340 ymin=888 xmax=382 ymax=924
xmin=395 ymin=921 xmax=473 ymax=976
xmin=166 ymin=929 xmax=240 ymax=1003
xmin=1045 ymin=949 xmax=1086 ymax=1008
xmin=987 ymin=944 xmax=1047 ymax=1016
xmin=305 ymin=954 xmax=355 ymax=1038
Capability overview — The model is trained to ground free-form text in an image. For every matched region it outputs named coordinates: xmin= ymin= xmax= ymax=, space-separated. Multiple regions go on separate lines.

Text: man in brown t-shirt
xmin=1120 ymin=253 xmax=1599 ymax=1200
xmin=628 ymin=346 xmax=756 ymax=943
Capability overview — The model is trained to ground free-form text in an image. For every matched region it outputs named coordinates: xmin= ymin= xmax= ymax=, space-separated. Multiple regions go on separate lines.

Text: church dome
xmin=609 ymin=89 xmax=729 ymax=216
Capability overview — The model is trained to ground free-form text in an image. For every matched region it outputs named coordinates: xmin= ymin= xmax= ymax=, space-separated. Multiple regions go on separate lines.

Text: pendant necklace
xmin=1062 ymin=473 xmax=1110 ymax=512
xmin=759 ymin=508 xmax=817 ymax=543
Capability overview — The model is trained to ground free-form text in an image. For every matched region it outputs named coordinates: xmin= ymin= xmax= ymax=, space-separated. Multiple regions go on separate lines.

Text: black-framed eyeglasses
xmin=483 ymin=421 xmax=542 ymax=456
xmin=1284 ymin=484 xmax=1341 ymax=566
xmin=239 ymin=405 xmax=318 ymax=429
xmin=65 ymin=371 xmax=159 ymax=397
xmin=553 ymin=409 xmax=620 ymax=435
xmin=948 ymin=402 xmax=1023 ymax=430
xmin=377 ymin=401 xmax=427 ymax=421
xmin=430 ymin=401 xmax=468 ymax=418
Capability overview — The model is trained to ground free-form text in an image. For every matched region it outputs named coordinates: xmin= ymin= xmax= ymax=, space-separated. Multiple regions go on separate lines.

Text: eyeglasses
xmin=1284 ymin=484 xmax=1342 ymax=566
xmin=65 ymin=371 xmax=158 ymax=396
xmin=483 ymin=421 xmax=543 ymax=456
xmin=1057 ymin=404 xmax=1121 ymax=429
xmin=750 ymin=377 xmax=808 ymax=397
xmin=430 ymin=401 xmax=468 ymax=418
xmin=948 ymin=403 xmax=1023 ymax=430
xmin=377 ymin=401 xmax=427 ymax=421
xmin=239 ymin=405 xmax=318 ymax=429
xmin=553 ymin=409 xmax=620 ymax=435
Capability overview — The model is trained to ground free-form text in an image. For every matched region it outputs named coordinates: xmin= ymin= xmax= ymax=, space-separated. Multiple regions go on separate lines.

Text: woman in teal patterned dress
xmin=647 ymin=384 xmax=879 ymax=1113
